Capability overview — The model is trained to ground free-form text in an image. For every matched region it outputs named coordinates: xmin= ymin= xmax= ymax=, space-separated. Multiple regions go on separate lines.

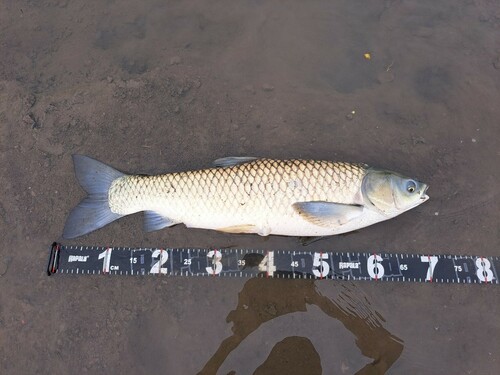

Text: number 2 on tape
xmin=151 ymin=249 xmax=169 ymax=274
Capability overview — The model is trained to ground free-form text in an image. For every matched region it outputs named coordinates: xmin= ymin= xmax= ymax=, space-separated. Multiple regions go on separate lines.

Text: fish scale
xmin=108 ymin=159 xmax=367 ymax=235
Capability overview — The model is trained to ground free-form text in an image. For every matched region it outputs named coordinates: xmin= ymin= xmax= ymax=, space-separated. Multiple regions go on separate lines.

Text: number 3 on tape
xmin=206 ymin=250 xmax=223 ymax=275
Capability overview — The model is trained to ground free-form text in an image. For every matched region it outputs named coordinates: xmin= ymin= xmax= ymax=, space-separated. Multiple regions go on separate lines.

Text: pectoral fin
xmin=213 ymin=157 xmax=259 ymax=168
xmin=292 ymin=201 xmax=363 ymax=227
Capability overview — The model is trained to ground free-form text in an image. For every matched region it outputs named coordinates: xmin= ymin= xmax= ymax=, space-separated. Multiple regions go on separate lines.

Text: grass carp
xmin=63 ymin=155 xmax=429 ymax=239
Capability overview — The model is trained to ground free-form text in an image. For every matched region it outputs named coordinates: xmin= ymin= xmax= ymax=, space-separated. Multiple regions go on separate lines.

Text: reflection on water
xmin=253 ymin=336 xmax=322 ymax=375
xmin=199 ymin=278 xmax=403 ymax=374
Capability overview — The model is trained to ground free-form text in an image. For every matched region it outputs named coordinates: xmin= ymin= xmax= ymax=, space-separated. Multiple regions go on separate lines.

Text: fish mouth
xmin=420 ymin=185 xmax=430 ymax=201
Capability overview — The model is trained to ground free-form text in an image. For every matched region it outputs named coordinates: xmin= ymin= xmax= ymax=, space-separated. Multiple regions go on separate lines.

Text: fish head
xmin=362 ymin=168 xmax=429 ymax=216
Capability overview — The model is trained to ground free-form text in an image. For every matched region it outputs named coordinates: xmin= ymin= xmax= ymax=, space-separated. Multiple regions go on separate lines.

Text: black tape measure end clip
xmin=47 ymin=242 xmax=61 ymax=276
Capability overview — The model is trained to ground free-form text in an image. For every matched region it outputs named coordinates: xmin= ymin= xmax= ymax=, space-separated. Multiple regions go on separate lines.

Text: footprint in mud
xmin=199 ymin=278 xmax=403 ymax=375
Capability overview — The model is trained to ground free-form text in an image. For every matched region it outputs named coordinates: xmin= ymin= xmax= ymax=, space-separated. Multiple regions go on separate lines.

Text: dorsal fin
xmin=213 ymin=156 xmax=259 ymax=168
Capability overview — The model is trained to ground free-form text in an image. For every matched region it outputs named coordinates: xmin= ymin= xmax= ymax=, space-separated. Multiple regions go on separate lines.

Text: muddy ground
xmin=1 ymin=0 xmax=499 ymax=374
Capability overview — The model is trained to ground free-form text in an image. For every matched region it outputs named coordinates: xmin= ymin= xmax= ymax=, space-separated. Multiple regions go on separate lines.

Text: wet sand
xmin=1 ymin=0 xmax=499 ymax=374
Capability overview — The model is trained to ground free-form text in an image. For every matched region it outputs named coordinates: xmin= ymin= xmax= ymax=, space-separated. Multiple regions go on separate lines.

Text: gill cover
xmin=362 ymin=168 xmax=429 ymax=216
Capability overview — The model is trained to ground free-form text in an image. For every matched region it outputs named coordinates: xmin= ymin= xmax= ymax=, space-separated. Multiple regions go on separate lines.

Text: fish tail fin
xmin=63 ymin=155 xmax=125 ymax=239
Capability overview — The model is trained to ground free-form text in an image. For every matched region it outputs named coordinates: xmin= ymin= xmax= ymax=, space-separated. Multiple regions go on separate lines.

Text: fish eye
xmin=406 ymin=180 xmax=417 ymax=193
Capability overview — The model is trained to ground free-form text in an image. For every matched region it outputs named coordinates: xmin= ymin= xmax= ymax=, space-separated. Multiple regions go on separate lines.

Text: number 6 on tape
xmin=367 ymin=254 xmax=384 ymax=279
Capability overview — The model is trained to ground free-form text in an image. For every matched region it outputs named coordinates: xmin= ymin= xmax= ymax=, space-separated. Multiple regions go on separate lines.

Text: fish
xmin=62 ymin=155 xmax=429 ymax=239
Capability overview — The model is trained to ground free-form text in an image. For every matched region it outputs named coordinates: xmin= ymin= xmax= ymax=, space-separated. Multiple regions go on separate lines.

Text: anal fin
xmin=216 ymin=224 xmax=258 ymax=234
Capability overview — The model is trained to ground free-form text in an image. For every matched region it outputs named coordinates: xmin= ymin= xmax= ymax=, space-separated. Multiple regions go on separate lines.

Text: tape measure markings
xmin=46 ymin=243 xmax=499 ymax=284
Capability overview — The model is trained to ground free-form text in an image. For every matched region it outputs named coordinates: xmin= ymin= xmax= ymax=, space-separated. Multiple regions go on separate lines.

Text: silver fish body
xmin=63 ymin=156 xmax=429 ymax=239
